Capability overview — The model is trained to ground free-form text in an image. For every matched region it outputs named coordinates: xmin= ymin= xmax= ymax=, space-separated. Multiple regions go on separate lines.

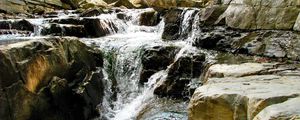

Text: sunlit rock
xmin=220 ymin=0 xmax=300 ymax=30
xmin=253 ymin=97 xmax=300 ymax=120
xmin=188 ymin=63 xmax=300 ymax=120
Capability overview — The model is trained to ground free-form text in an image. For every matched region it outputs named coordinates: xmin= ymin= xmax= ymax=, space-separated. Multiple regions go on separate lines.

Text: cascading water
xmin=83 ymin=9 xmax=168 ymax=120
xmin=82 ymin=8 xmax=206 ymax=120
xmin=0 ymin=8 xmax=213 ymax=120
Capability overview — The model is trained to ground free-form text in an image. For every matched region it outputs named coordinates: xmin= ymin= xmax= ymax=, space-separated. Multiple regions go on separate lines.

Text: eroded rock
xmin=154 ymin=52 xmax=206 ymax=98
xmin=41 ymin=24 xmax=86 ymax=37
xmin=140 ymin=45 xmax=179 ymax=83
xmin=221 ymin=0 xmax=300 ymax=30
xmin=188 ymin=63 xmax=300 ymax=120
xmin=162 ymin=9 xmax=183 ymax=41
xmin=139 ymin=10 xmax=161 ymax=26
xmin=0 ymin=38 xmax=103 ymax=120
xmin=83 ymin=18 xmax=118 ymax=37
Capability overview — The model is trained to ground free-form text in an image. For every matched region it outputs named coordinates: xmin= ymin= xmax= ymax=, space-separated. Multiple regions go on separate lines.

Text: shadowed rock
xmin=0 ymin=38 xmax=104 ymax=120
xmin=140 ymin=45 xmax=179 ymax=84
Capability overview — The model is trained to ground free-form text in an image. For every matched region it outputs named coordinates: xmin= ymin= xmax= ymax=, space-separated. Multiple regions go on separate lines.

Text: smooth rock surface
xmin=253 ymin=97 xmax=300 ymax=120
xmin=188 ymin=63 xmax=300 ymax=120
xmin=221 ymin=0 xmax=300 ymax=30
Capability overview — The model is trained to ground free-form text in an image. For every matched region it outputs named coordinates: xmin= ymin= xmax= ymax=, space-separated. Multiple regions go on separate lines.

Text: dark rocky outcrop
xmin=41 ymin=24 xmax=87 ymax=37
xmin=161 ymin=9 xmax=184 ymax=41
xmin=140 ymin=45 xmax=179 ymax=84
xmin=83 ymin=18 xmax=118 ymax=37
xmin=139 ymin=10 xmax=161 ymax=26
xmin=0 ymin=38 xmax=104 ymax=120
xmin=80 ymin=8 xmax=104 ymax=17
xmin=39 ymin=17 xmax=119 ymax=38
xmin=192 ymin=27 xmax=300 ymax=61
xmin=0 ymin=19 xmax=34 ymax=34
xmin=154 ymin=52 xmax=206 ymax=99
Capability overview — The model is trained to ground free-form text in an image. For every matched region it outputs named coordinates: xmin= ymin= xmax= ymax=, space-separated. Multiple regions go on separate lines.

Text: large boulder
xmin=0 ymin=0 xmax=73 ymax=14
xmin=139 ymin=10 xmax=161 ymax=26
xmin=161 ymin=9 xmax=184 ymax=41
xmin=253 ymin=97 xmax=300 ymax=120
xmin=83 ymin=18 xmax=118 ymax=37
xmin=220 ymin=0 xmax=300 ymax=30
xmin=192 ymin=27 xmax=300 ymax=61
xmin=188 ymin=63 xmax=300 ymax=120
xmin=0 ymin=38 xmax=104 ymax=120
xmin=140 ymin=45 xmax=179 ymax=84
xmin=41 ymin=24 xmax=87 ymax=37
xmin=0 ymin=19 xmax=34 ymax=32
xmin=154 ymin=52 xmax=206 ymax=98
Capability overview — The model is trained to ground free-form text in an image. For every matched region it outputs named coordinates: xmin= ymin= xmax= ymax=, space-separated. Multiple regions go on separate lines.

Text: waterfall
xmin=83 ymin=8 xmax=215 ymax=120
xmin=1 ymin=8 xmax=209 ymax=119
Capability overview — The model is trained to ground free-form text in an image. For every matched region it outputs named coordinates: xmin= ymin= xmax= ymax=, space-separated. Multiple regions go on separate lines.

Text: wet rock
xmin=139 ymin=10 xmax=161 ymax=26
xmin=116 ymin=13 xmax=130 ymax=20
xmin=154 ymin=52 xmax=206 ymax=98
xmin=188 ymin=63 xmax=300 ymax=120
xmin=13 ymin=19 xmax=34 ymax=31
xmin=200 ymin=5 xmax=227 ymax=25
xmin=0 ymin=29 xmax=32 ymax=35
xmin=227 ymin=31 xmax=300 ymax=60
xmin=41 ymin=24 xmax=87 ymax=37
xmin=162 ymin=9 xmax=183 ymax=41
xmin=140 ymin=45 xmax=179 ymax=84
xmin=83 ymin=18 xmax=118 ymax=37
xmin=192 ymin=27 xmax=300 ymax=61
xmin=50 ymin=18 xmax=84 ymax=25
xmin=0 ymin=19 xmax=34 ymax=32
xmin=80 ymin=8 xmax=104 ymax=17
xmin=0 ymin=38 xmax=104 ymax=120
xmin=144 ymin=0 xmax=212 ymax=9
xmin=193 ymin=31 xmax=226 ymax=49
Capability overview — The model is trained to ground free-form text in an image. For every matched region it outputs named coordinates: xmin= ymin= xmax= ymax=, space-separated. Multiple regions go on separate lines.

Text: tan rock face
xmin=254 ymin=97 xmax=300 ymax=120
xmin=188 ymin=63 xmax=300 ymax=120
xmin=220 ymin=0 xmax=300 ymax=30
xmin=293 ymin=13 xmax=300 ymax=31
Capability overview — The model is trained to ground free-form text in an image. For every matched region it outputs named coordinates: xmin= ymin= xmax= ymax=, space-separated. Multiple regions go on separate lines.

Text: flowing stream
xmin=81 ymin=8 xmax=203 ymax=120
xmin=0 ymin=8 xmax=212 ymax=120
